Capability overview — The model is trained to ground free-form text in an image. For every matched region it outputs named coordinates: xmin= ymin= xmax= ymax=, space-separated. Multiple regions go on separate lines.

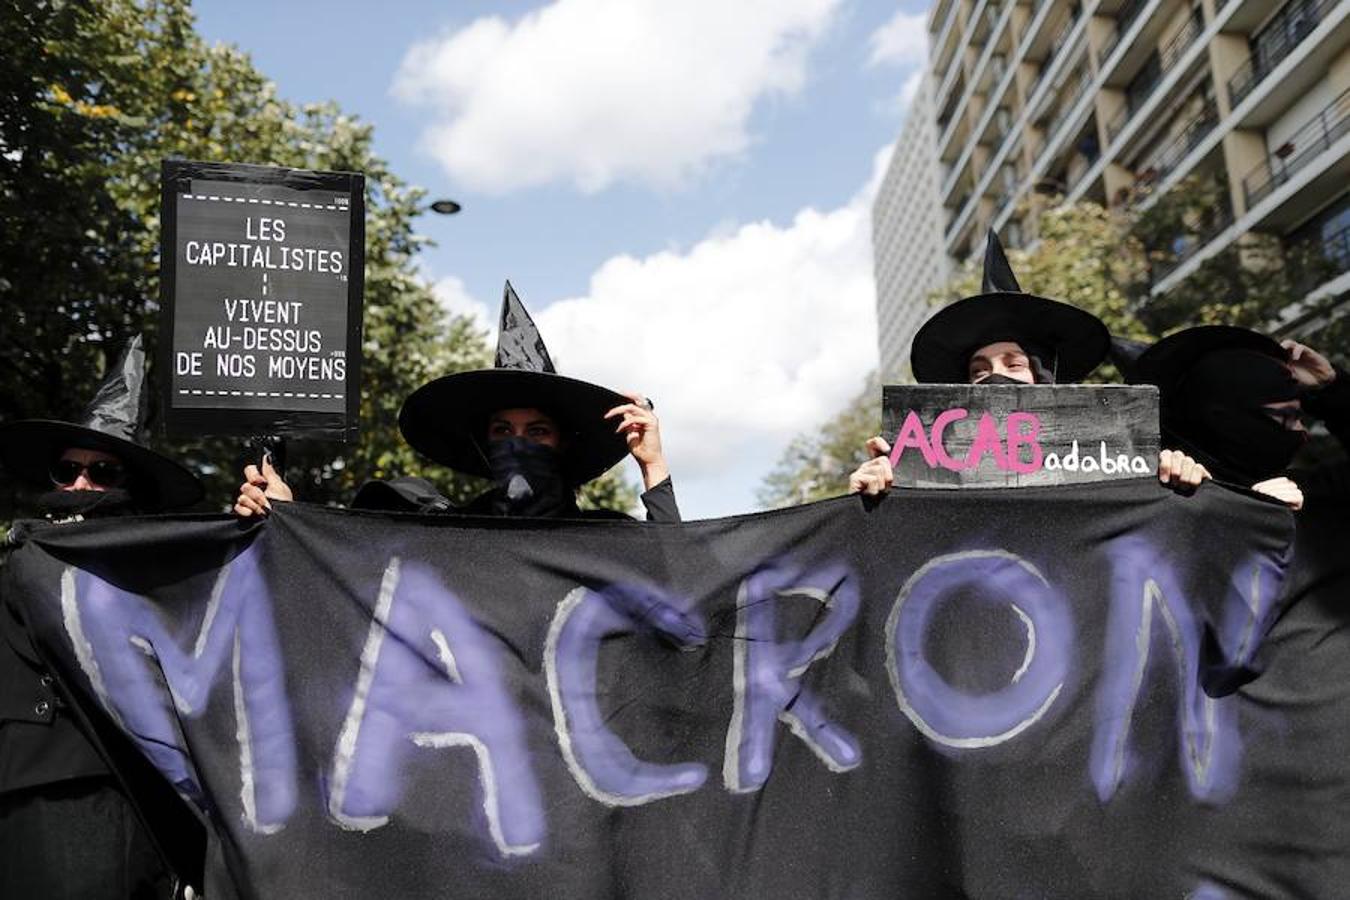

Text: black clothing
xmin=1301 ymin=368 xmax=1350 ymax=452
xmin=0 ymin=778 xmax=170 ymax=899
xmin=1 ymin=528 xmax=205 ymax=898
xmin=1292 ymin=368 xmax=1350 ymax=504
xmin=0 ymin=605 xmax=108 ymax=793
xmin=354 ymin=474 xmax=683 ymax=523
xmin=485 ymin=438 xmax=576 ymax=517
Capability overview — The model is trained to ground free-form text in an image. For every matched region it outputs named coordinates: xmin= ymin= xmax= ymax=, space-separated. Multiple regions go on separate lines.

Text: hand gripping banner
xmin=5 ymin=481 xmax=1348 ymax=899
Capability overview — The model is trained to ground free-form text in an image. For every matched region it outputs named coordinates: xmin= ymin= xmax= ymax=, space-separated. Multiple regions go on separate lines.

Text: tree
xmin=1129 ymin=174 xmax=1344 ymax=346
xmin=0 ymin=0 xmax=497 ymax=514
xmin=757 ymin=373 xmax=881 ymax=508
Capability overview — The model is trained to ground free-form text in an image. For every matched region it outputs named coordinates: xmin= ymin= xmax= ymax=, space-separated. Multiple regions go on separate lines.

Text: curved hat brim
xmin=398 ymin=369 xmax=632 ymax=484
xmin=910 ymin=293 xmax=1111 ymax=384
xmin=1125 ymin=325 xmax=1286 ymax=395
xmin=0 ymin=420 xmax=205 ymax=510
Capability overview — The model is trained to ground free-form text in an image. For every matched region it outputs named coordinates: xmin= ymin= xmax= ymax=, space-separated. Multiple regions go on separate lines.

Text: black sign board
xmin=881 ymin=384 xmax=1160 ymax=488
xmin=159 ymin=160 xmax=365 ymax=440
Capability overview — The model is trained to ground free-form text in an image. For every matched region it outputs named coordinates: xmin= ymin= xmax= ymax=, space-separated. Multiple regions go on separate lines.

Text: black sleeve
xmin=639 ymin=477 xmax=682 ymax=523
xmin=1302 ymin=368 xmax=1350 ymax=452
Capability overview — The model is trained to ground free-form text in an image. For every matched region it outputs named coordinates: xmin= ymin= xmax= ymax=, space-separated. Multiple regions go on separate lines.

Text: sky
xmin=193 ymin=0 xmax=930 ymax=518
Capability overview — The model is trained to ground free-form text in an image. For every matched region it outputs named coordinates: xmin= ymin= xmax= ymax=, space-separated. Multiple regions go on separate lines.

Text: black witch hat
xmin=909 ymin=230 xmax=1111 ymax=384
xmin=0 ymin=335 xmax=204 ymax=510
xmin=1123 ymin=325 xmax=1287 ymax=393
xmin=398 ymin=282 xmax=632 ymax=485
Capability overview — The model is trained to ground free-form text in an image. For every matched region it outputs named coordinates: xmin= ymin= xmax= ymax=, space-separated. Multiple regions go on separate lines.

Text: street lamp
xmin=429 ymin=199 xmax=462 ymax=215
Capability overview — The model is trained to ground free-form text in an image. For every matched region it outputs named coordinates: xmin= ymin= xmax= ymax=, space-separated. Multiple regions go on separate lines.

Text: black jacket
xmin=1292 ymin=369 xmax=1350 ymax=504
xmin=1 ymin=523 xmax=207 ymax=893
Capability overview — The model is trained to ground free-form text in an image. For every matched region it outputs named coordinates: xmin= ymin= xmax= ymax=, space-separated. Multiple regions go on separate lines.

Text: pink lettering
xmin=964 ymin=412 xmax=1009 ymax=470
xmin=1004 ymin=412 xmax=1044 ymax=474
xmin=930 ymin=408 xmax=971 ymax=471
xmin=889 ymin=411 xmax=937 ymax=468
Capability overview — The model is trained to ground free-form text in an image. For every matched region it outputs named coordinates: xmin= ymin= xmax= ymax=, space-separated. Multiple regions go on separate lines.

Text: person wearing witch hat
xmin=848 ymin=230 xmax=1209 ymax=495
xmin=237 ymin=281 xmax=681 ymax=521
xmin=1122 ymin=325 xmax=1348 ymax=509
xmin=0 ymin=336 xmax=206 ymax=898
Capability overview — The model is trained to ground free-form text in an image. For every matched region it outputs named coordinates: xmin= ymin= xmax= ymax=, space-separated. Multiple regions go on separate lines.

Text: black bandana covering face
xmin=1166 ymin=349 xmax=1307 ymax=485
xmin=486 ymin=437 xmax=577 ymax=518
xmin=36 ymin=487 xmax=138 ymax=520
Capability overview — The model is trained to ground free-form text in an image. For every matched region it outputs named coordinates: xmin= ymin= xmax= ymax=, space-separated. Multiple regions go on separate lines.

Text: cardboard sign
xmin=158 ymin=160 xmax=365 ymax=440
xmin=882 ymin=384 xmax=1160 ymax=488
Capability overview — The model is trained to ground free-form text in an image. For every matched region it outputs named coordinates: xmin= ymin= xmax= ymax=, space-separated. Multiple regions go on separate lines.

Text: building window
xmin=1253 ymin=0 xmax=1319 ymax=71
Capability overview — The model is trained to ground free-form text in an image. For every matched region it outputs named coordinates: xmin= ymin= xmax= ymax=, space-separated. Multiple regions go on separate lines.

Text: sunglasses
xmin=49 ymin=458 xmax=127 ymax=488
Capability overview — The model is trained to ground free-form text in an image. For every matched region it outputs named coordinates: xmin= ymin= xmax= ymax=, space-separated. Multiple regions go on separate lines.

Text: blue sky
xmin=194 ymin=0 xmax=930 ymax=517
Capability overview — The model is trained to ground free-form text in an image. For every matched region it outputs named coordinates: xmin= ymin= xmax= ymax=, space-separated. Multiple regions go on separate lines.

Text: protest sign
xmin=158 ymin=160 xmax=364 ymax=440
xmin=882 ymin=384 xmax=1161 ymax=487
xmin=8 ymin=485 xmax=1348 ymax=899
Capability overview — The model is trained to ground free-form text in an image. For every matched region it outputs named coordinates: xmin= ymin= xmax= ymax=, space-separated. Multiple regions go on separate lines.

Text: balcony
xmin=1242 ymin=87 xmax=1350 ymax=208
xmin=1289 ymin=221 xmax=1350 ymax=297
xmin=1041 ymin=72 xmax=1092 ymax=156
xmin=1132 ymin=100 xmax=1219 ymax=191
xmin=1104 ymin=16 xmax=1202 ymax=143
xmin=1149 ymin=201 xmax=1236 ymax=285
xmin=1097 ymin=0 xmax=1149 ymax=67
xmin=1227 ymin=0 xmax=1339 ymax=108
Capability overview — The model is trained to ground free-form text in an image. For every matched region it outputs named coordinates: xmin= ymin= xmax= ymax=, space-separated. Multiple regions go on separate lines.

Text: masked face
xmin=1166 ymin=349 xmax=1307 ymax=484
xmin=485 ymin=437 xmax=574 ymax=518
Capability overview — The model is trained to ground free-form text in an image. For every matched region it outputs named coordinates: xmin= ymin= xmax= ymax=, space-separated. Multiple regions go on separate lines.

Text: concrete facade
xmin=925 ymin=0 xmax=1350 ymax=339
xmin=872 ymin=74 xmax=951 ymax=379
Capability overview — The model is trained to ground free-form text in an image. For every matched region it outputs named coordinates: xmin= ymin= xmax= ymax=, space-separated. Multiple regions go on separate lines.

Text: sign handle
xmin=249 ymin=435 xmax=287 ymax=482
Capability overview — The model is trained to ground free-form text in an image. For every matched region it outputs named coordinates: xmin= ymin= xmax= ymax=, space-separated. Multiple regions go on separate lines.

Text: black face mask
xmin=975 ymin=373 xmax=1028 ymax=386
xmin=36 ymin=487 xmax=138 ymax=520
xmin=1165 ymin=349 xmax=1307 ymax=485
xmin=486 ymin=438 xmax=576 ymax=518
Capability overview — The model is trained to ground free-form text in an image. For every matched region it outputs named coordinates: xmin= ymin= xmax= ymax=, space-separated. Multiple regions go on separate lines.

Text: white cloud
xmin=898 ymin=68 xmax=924 ymax=107
xmin=392 ymin=0 xmax=841 ymax=193
xmin=534 ymin=147 xmax=891 ymax=518
xmin=432 ymin=275 xmax=495 ymax=341
xmin=867 ymin=9 xmax=927 ymax=68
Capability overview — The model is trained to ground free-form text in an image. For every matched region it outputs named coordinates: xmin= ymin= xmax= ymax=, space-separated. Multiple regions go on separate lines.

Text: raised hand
xmin=233 ymin=454 xmax=294 ymax=517
xmin=604 ymin=391 xmax=669 ymax=489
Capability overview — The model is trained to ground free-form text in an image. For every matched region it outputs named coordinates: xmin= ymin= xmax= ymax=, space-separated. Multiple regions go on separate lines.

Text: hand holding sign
xmin=235 ymin=455 xmax=293 ymax=517
xmin=848 ymin=437 xmax=894 ymax=497
xmin=1157 ymin=449 xmax=1210 ymax=492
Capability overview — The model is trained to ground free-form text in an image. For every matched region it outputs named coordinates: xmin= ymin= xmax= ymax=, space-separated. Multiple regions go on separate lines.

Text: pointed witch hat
xmin=0 ymin=335 xmax=204 ymax=509
xmin=909 ymin=230 xmax=1110 ymax=384
xmin=398 ymin=282 xmax=632 ymax=484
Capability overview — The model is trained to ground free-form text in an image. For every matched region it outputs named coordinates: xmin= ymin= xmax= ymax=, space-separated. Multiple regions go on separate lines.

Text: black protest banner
xmin=882 ymin=384 xmax=1160 ymax=488
xmin=158 ymin=160 xmax=365 ymax=441
xmin=6 ymin=483 xmax=1348 ymax=899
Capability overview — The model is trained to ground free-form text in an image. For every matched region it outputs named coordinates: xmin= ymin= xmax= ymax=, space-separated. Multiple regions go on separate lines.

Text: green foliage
xmin=577 ymin=468 xmax=641 ymax=515
xmin=0 ymin=0 xmax=491 ymax=514
xmin=757 ymin=373 xmax=881 ymax=508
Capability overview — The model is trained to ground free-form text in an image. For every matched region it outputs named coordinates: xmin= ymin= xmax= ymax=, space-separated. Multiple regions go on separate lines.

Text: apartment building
xmin=925 ymin=0 xmax=1349 ymax=340
xmin=872 ymin=75 xmax=952 ymax=379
